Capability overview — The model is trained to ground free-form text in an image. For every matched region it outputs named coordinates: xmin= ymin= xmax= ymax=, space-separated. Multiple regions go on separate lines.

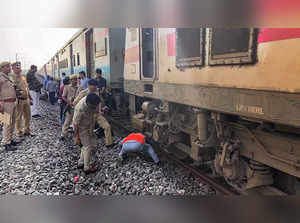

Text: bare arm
xmin=73 ymin=124 xmax=79 ymax=138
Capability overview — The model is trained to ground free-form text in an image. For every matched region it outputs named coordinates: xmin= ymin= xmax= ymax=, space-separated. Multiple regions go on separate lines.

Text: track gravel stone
xmin=0 ymin=101 xmax=215 ymax=195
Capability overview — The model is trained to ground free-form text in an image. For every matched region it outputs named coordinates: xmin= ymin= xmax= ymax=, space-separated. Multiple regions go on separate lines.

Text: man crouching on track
xmin=72 ymin=79 xmax=114 ymax=148
xmin=117 ymin=133 xmax=160 ymax=165
xmin=73 ymin=93 xmax=101 ymax=174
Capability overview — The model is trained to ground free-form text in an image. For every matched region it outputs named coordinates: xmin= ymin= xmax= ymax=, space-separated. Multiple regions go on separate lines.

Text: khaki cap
xmin=70 ymin=74 xmax=78 ymax=80
xmin=12 ymin=61 xmax=21 ymax=67
xmin=0 ymin=61 xmax=10 ymax=68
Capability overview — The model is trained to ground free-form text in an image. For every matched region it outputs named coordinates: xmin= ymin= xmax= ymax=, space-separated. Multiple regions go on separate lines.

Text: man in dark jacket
xmin=26 ymin=65 xmax=43 ymax=118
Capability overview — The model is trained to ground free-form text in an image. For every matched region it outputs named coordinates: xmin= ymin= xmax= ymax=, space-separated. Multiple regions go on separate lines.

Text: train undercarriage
xmin=128 ymin=95 xmax=300 ymax=194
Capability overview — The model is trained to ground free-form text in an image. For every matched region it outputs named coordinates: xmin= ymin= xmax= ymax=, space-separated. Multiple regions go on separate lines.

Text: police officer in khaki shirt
xmin=11 ymin=62 xmax=33 ymax=139
xmin=73 ymin=79 xmax=113 ymax=147
xmin=73 ymin=93 xmax=101 ymax=174
xmin=61 ymin=74 xmax=79 ymax=140
xmin=0 ymin=61 xmax=18 ymax=151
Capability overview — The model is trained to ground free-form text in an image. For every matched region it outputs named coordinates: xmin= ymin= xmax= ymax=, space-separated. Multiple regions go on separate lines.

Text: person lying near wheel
xmin=116 ymin=133 xmax=160 ymax=165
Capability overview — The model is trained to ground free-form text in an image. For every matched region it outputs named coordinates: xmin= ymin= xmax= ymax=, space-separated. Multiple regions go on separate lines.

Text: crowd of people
xmin=0 ymin=62 xmax=160 ymax=175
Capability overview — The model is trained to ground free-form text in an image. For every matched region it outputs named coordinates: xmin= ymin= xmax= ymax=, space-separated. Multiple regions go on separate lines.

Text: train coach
xmin=42 ymin=28 xmax=126 ymax=111
xmin=124 ymin=28 xmax=300 ymax=194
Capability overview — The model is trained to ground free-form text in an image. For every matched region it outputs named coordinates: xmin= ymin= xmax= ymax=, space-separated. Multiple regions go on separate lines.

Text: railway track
xmin=107 ymin=112 xmax=240 ymax=195
xmin=107 ymin=111 xmax=288 ymax=195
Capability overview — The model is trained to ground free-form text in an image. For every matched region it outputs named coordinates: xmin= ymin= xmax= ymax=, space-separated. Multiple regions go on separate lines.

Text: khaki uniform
xmin=22 ymin=75 xmax=32 ymax=133
xmin=61 ymin=84 xmax=78 ymax=137
xmin=0 ymin=72 xmax=17 ymax=145
xmin=73 ymin=98 xmax=98 ymax=171
xmin=73 ymin=89 xmax=113 ymax=146
xmin=10 ymin=73 xmax=31 ymax=137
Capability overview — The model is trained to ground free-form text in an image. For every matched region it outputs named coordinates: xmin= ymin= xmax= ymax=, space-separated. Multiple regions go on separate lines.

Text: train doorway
xmin=85 ymin=29 xmax=95 ymax=78
xmin=140 ymin=28 xmax=157 ymax=80
xmin=69 ymin=44 xmax=74 ymax=74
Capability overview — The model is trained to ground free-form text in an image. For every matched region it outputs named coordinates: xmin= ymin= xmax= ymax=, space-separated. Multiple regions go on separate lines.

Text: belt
xmin=0 ymin=98 xmax=17 ymax=103
xmin=18 ymin=97 xmax=28 ymax=101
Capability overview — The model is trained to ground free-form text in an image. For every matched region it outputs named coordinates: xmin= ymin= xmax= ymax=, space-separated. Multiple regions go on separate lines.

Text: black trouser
xmin=48 ymin=92 xmax=56 ymax=105
xmin=60 ymin=103 xmax=66 ymax=125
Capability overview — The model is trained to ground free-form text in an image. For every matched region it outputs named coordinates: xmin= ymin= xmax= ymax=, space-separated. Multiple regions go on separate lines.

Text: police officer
xmin=73 ymin=93 xmax=101 ymax=174
xmin=73 ymin=79 xmax=114 ymax=148
xmin=0 ymin=62 xmax=18 ymax=151
xmin=61 ymin=74 xmax=79 ymax=140
xmin=11 ymin=62 xmax=33 ymax=139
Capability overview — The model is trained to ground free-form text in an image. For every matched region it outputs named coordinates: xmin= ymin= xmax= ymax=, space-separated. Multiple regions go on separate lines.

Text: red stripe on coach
xmin=167 ymin=33 xmax=176 ymax=56
xmin=258 ymin=28 xmax=300 ymax=43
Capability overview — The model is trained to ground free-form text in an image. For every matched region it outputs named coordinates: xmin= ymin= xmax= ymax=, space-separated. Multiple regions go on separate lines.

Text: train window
xmin=72 ymin=55 xmax=76 ymax=67
xmin=176 ymin=28 xmax=205 ymax=67
xmin=209 ymin=28 xmax=257 ymax=65
xmin=58 ymin=59 xmax=68 ymax=69
xmin=77 ymin=53 xmax=80 ymax=66
xmin=141 ymin=28 xmax=154 ymax=78
xmin=129 ymin=28 xmax=137 ymax=42
xmin=95 ymin=37 xmax=107 ymax=57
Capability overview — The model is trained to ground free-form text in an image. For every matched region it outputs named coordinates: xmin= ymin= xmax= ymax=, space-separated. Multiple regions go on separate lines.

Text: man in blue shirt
xmin=43 ymin=75 xmax=50 ymax=91
xmin=79 ymin=71 xmax=89 ymax=91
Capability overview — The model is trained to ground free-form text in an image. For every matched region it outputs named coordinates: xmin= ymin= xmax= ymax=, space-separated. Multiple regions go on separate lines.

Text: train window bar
xmin=176 ymin=28 xmax=205 ymax=68
xmin=208 ymin=28 xmax=258 ymax=65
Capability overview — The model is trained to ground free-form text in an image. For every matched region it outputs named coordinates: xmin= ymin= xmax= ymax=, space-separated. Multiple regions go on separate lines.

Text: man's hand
xmin=0 ymin=104 xmax=4 ymax=114
xmin=74 ymin=135 xmax=81 ymax=145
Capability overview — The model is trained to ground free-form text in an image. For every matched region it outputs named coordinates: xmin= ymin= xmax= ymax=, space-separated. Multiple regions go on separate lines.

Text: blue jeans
xmin=119 ymin=140 xmax=159 ymax=163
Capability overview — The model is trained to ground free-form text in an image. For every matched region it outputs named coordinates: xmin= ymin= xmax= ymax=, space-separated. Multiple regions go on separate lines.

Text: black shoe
xmin=60 ymin=136 xmax=65 ymax=141
xmin=11 ymin=140 xmax=21 ymax=146
xmin=24 ymin=132 xmax=35 ymax=137
xmin=32 ymin=114 xmax=41 ymax=118
xmin=77 ymin=164 xmax=84 ymax=169
xmin=155 ymin=161 xmax=162 ymax=166
xmin=83 ymin=166 xmax=98 ymax=174
xmin=4 ymin=144 xmax=17 ymax=152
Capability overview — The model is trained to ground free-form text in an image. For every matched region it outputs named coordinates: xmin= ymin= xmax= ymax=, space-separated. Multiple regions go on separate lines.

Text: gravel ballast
xmin=0 ymin=101 xmax=215 ymax=195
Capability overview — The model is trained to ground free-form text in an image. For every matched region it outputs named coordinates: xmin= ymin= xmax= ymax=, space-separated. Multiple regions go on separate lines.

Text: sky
xmin=0 ymin=28 xmax=79 ymax=70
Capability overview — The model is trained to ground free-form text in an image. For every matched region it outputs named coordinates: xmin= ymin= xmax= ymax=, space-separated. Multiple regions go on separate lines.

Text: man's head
xmin=95 ymin=68 xmax=102 ymax=78
xmin=87 ymin=79 xmax=98 ymax=92
xmin=0 ymin=62 xmax=11 ymax=74
xmin=79 ymin=71 xmax=86 ymax=79
xmin=63 ymin=76 xmax=70 ymax=85
xmin=70 ymin=74 xmax=78 ymax=86
xmin=30 ymin=65 xmax=37 ymax=73
xmin=12 ymin=61 xmax=22 ymax=74
xmin=62 ymin=72 xmax=66 ymax=77
xmin=86 ymin=93 xmax=101 ymax=111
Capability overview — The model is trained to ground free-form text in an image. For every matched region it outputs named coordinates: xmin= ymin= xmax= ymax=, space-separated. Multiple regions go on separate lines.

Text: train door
xmin=69 ymin=44 xmax=74 ymax=74
xmin=85 ymin=29 xmax=95 ymax=78
xmin=140 ymin=28 xmax=157 ymax=81
xmin=55 ymin=55 xmax=59 ymax=80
